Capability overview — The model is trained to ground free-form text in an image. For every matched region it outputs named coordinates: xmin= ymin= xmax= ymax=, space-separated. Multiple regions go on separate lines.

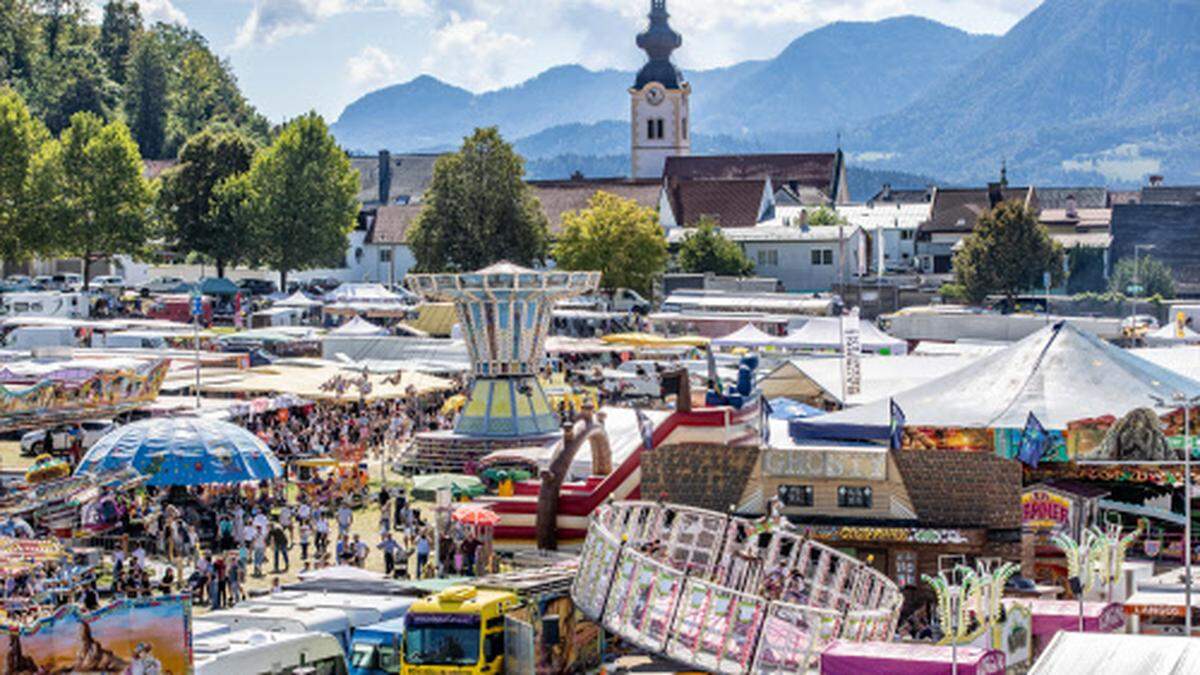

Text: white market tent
xmin=330 ymin=316 xmax=388 ymax=337
xmin=712 ymin=324 xmax=779 ymax=349
xmin=275 ymin=291 xmax=323 ymax=308
xmin=1030 ymin=632 xmax=1200 ymax=674
xmin=759 ymin=354 xmax=981 ymax=407
xmin=325 ymin=283 xmax=411 ymax=305
xmin=792 ymin=321 xmax=1200 ymax=440
xmin=779 ymin=316 xmax=908 ymax=354
xmin=1143 ymin=323 xmax=1200 ymax=347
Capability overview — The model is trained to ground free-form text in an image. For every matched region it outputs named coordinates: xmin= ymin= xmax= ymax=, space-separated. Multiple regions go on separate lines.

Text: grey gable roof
xmin=1036 ymin=187 xmax=1109 ymax=210
xmin=350 ymin=153 xmax=443 ymax=206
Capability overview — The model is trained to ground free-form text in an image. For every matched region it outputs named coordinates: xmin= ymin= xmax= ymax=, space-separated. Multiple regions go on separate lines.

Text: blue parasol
xmin=75 ymin=418 xmax=283 ymax=486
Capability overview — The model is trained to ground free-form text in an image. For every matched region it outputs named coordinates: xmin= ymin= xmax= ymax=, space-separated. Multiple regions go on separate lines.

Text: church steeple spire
xmin=634 ymin=0 xmax=684 ymax=90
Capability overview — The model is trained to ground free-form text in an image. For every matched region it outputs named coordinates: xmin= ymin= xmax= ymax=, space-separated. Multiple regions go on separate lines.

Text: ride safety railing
xmin=571 ymin=501 xmax=902 ymax=674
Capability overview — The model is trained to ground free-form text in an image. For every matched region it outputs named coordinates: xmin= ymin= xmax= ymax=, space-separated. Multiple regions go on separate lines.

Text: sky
xmin=134 ymin=0 xmax=1044 ymax=123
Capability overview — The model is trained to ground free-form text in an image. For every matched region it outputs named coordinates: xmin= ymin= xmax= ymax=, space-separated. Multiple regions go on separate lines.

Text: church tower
xmin=630 ymin=0 xmax=690 ymax=179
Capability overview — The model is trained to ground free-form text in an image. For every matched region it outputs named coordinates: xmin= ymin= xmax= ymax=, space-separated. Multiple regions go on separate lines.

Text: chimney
xmin=880 ymin=183 xmax=892 ymax=201
xmin=570 ymin=170 xmax=585 ymax=181
xmin=1065 ymin=194 xmax=1078 ymax=219
xmin=1149 ymin=174 xmax=1164 ymax=188
xmin=378 ymin=150 xmax=392 ymax=205
xmin=987 ymin=182 xmax=1004 ymax=208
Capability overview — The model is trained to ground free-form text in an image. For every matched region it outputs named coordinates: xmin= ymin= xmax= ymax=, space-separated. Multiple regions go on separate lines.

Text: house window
xmin=837 ymin=486 xmax=872 ymax=508
xmin=757 ymin=249 xmax=778 ymax=267
xmin=895 ymin=551 xmax=917 ymax=587
xmin=682 ymin=117 xmax=688 ymax=139
xmin=379 ymin=248 xmax=392 ymax=263
xmin=656 ymin=118 xmax=665 ymax=139
xmin=810 ymin=249 xmax=822 ymax=265
xmin=647 ymin=119 xmax=656 ymax=139
xmin=777 ymin=485 xmax=813 ymax=507
xmin=900 ymin=230 xmax=913 ymax=240
xmin=812 ymin=249 xmax=833 ymax=265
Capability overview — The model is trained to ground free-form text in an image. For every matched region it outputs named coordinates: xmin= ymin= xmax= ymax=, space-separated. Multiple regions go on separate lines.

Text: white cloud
xmin=420 ymin=12 xmax=533 ymax=91
xmin=140 ymin=0 xmax=188 ymax=25
xmin=1062 ymin=144 xmax=1162 ymax=183
xmin=347 ymin=45 xmax=400 ymax=89
xmin=235 ymin=0 xmax=428 ymax=48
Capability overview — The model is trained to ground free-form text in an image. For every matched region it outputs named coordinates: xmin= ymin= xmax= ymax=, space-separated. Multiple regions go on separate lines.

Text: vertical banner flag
xmin=889 ymin=398 xmax=906 ymax=450
xmin=1018 ymin=412 xmax=1049 ymax=468
xmin=842 ymin=308 xmax=863 ymax=397
xmin=635 ymin=409 xmax=654 ymax=450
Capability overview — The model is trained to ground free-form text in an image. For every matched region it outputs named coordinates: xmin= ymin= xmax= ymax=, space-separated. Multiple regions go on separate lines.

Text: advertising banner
xmin=0 ymin=595 xmax=190 ymax=675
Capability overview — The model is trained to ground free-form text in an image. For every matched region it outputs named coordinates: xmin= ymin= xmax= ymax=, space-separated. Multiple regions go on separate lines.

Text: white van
xmin=194 ymin=629 xmax=347 ymax=675
xmin=205 ymin=604 xmax=354 ymax=652
xmin=102 ymin=330 xmax=171 ymax=350
xmin=2 ymin=292 xmax=89 ymax=319
xmin=5 ymin=325 xmax=78 ymax=350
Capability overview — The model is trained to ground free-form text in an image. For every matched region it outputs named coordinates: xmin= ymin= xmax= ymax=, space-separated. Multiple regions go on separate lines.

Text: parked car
xmin=20 ymin=419 xmax=115 ymax=457
xmin=238 ymin=278 xmax=278 ymax=296
xmin=140 ymin=276 xmax=188 ymax=294
xmin=90 ymin=275 xmax=126 ymax=293
xmin=32 ymin=275 xmax=54 ymax=290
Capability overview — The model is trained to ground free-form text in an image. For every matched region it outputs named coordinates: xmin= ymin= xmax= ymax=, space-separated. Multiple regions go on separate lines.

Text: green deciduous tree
xmin=165 ymin=45 xmax=269 ymax=155
xmin=31 ymin=42 xmax=118 ymax=133
xmin=677 ymin=217 xmax=754 ymax=276
xmin=0 ymin=87 xmax=49 ymax=261
xmin=952 ymin=200 xmax=1064 ymax=305
xmin=98 ymin=0 xmax=140 ymax=85
xmin=159 ymin=128 xmax=257 ymax=277
xmin=409 ymin=127 xmax=549 ymax=271
xmin=244 ymin=112 xmax=358 ymax=288
xmin=1109 ymin=255 xmax=1175 ymax=299
xmin=805 ymin=205 xmax=845 ymax=226
xmin=123 ymin=33 xmax=168 ymax=158
xmin=553 ymin=190 xmax=667 ymax=297
xmin=30 ymin=111 xmax=154 ymax=287
xmin=0 ymin=0 xmax=41 ymax=84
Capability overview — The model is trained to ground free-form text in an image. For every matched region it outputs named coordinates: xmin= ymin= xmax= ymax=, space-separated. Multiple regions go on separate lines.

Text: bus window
xmin=349 ymin=642 xmax=398 ymax=672
xmin=484 ymin=631 xmax=504 ymax=662
xmin=405 ymin=614 xmax=480 ymax=667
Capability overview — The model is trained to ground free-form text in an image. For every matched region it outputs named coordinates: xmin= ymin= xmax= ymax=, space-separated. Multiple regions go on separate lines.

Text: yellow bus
xmin=400 ymin=585 xmax=518 ymax=674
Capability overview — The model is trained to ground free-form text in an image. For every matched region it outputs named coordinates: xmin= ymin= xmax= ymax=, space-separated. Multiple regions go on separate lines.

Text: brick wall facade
xmin=642 ymin=443 xmax=761 ymax=511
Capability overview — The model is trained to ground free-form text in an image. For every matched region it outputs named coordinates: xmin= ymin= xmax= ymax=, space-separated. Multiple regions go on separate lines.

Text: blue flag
xmin=1018 ymin=412 xmax=1049 ymax=468
xmin=636 ymin=409 xmax=654 ymax=450
xmin=889 ymin=399 xmax=906 ymax=450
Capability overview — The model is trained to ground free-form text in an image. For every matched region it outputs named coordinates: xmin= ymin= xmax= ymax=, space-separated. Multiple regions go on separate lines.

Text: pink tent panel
xmin=1003 ymin=599 xmax=1125 ymax=637
xmin=820 ymin=641 xmax=1005 ymax=675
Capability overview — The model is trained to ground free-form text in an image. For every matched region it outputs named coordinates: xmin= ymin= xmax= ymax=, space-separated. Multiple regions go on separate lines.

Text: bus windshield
xmin=404 ymin=613 xmax=481 ymax=666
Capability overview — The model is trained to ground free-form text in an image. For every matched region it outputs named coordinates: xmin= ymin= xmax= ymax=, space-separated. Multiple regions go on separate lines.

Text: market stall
xmin=1003 ymin=598 xmax=1124 ymax=655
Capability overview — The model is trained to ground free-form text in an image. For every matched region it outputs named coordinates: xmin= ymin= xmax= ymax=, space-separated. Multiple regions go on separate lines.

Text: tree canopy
xmin=409 ymin=127 xmax=549 ymax=271
xmin=0 ymin=86 xmax=49 ymax=261
xmin=29 ymin=110 xmax=154 ymax=287
xmin=952 ymin=200 xmax=1063 ymax=305
xmin=1109 ymin=255 xmax=1175 ymax=299
xmin=677 ymin=217 xmax=755 ymax=277
xmin=244 ymin=112 xmax=359 ymax=288
xmin=159 ymin=128 xmax=257 ymax=277
xmin=553 ymin=190 xmax=667 ymax=296
xmin=124 ymin=32 xmax=168 ymax=158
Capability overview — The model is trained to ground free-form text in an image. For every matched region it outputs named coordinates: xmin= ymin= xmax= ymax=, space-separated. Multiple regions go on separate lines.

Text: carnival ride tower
xmin=406 ymin=262 xmax=599 ymax=439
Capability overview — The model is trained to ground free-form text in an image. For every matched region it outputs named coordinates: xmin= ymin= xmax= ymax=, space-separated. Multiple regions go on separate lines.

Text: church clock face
xmin=644 ymin=87 xmax=665 ymax=106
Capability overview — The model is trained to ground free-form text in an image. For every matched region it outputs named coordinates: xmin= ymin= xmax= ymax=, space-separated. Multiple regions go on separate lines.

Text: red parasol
xmin=452 ymin=503 xmax=500 ymax=527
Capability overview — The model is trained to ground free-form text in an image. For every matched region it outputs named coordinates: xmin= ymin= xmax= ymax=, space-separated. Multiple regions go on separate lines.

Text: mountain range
xmin=331 ymin=0 xmax=1200 ymax=190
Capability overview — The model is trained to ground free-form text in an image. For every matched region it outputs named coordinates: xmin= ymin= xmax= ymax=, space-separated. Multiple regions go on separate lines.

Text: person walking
xmin=378 ymin=532 xmax=398 ymax=577
xmin=270 ymin=520 xmax=289 ymax=573
xmin=298 ymin=520 xmax=312 ymax=569
xmin=336 ymin=503 xmax=353 ymax=539
xmin=415 ymin=531 xmax=430 ymax=580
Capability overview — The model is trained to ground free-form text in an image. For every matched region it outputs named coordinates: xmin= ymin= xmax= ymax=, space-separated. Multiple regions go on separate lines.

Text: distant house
xmin=1111 ymin=203 xmax=1200 ymax=296
xmin=660 ymin=178 xmax=775 ymax=229
xmin=837 ymin=202 xmax=931 ymax=274
xmin=349 ymin=151 xmax=442 ymax=207
xmin=1036 ymin=188 xmax=1113 ymax=259
xmin=667 ymin=223 xmax=865 ymax=293
xmin=663 ymin=151 xmax=850 ymax=206
xmin=527 ymin=178 xmax=662 ymax=236
xmin=915 ymin=184 xmax=1038 ymax=274
xmin=361 ymin=204 xmax=422 ymax=285
xmin=866 ymin=184 xmax=933 ymax=205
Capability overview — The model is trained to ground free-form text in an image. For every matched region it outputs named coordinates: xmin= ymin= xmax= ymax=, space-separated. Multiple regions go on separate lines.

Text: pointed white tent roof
xmin=793 ymin=321 xmax=1200 ymax=436
xmin=1144 ymin=323 xmax=1200 ymax=346
xmin=712 ymin=323 xmax=779 ymax=348
xmin=330 ymin=316 xmax=388 ymax=337
xmin=779 ymin=317 xmax=908 ymax=354
xmin=275 ymin=291 xmax=323 ymax=308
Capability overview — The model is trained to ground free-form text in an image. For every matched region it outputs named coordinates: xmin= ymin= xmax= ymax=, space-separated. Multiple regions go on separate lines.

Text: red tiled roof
xmin=528 ymin=180 xmax=662 ymax=236
xmin=366 ymin=204 xmax=423 ymax=245
xmin=922 ymin=186 xmax=1038 ymax=234
xmin=667 ymin=179 xmax=768 ymax=228
xmin=664 ymin=153 xmax=837 ymax=193
xmin=894 ymin=450 xmax=1022 ymax=529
